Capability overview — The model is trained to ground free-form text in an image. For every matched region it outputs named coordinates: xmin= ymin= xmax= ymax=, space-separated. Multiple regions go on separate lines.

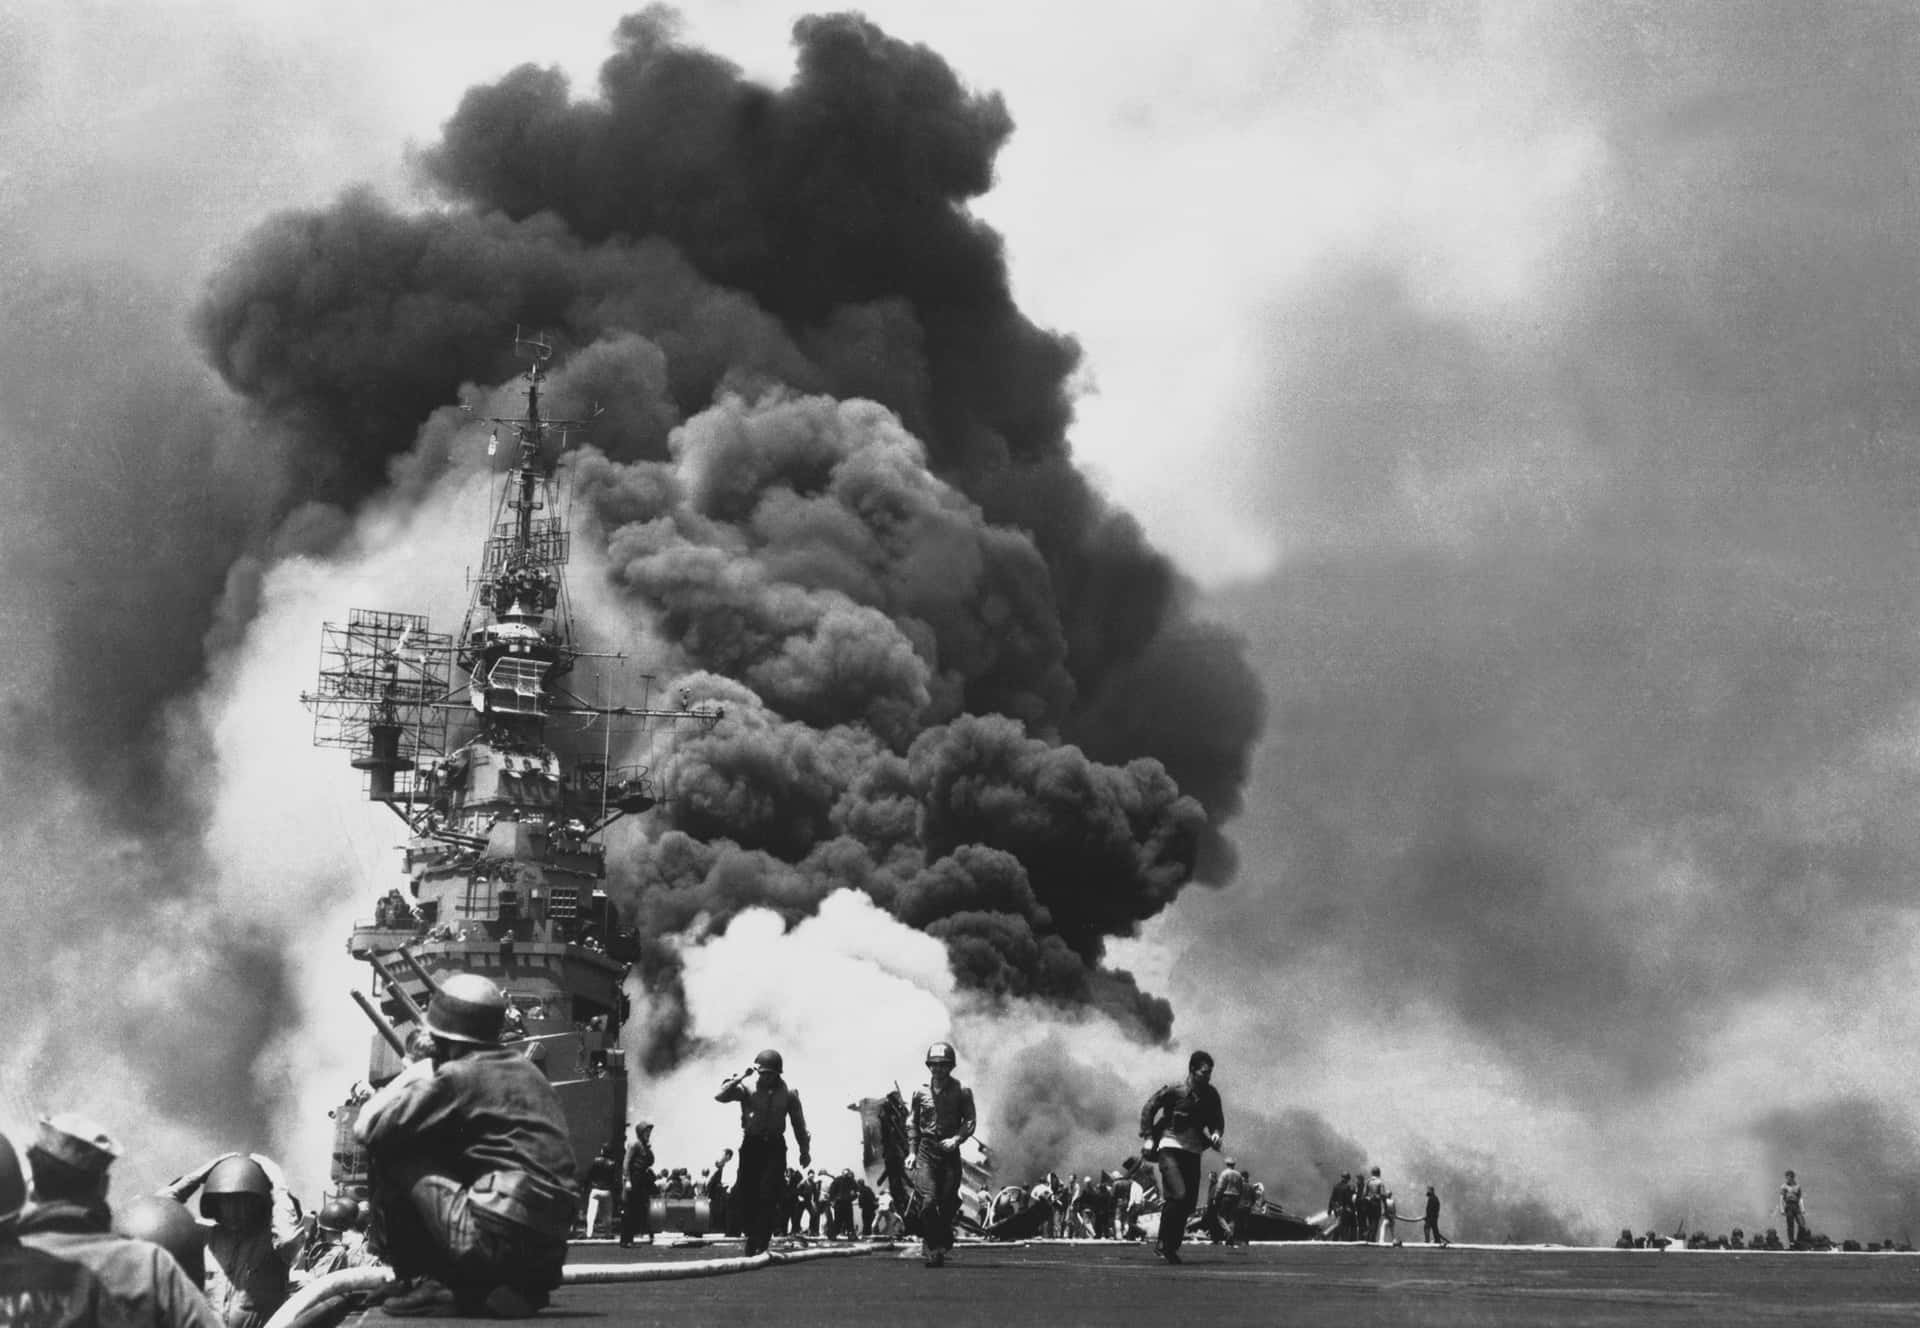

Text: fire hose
xmin=263 ymin=1241 xmax=893 ymax=1328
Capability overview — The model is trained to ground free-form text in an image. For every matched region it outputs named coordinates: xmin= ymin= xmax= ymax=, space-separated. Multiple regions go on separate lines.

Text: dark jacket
xmin=18 ymin=1205 xmax=219 ymax=1328
xmin=1138 ymin=1080 xmax=1224 ymax=1152
xmin=359 ymin=1047 xmax=578 ymax=1239
xmin=718 ymin=1075 xmax=811 ymax=1152
xmin=0 ymin=1233 xmax=140 ymax=1328
xmin=624 ymin=1139 xmax=656 ymax=1196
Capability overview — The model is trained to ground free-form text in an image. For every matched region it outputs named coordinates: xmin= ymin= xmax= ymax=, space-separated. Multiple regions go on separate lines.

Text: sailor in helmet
xmin=908 ymin=1041 xmax=977 ymax=1268
xmin=289 ymin=1195 xmax=374 ymax=1286
xmin=715 ymin=1048 xmax=812 ymax=1258
xmin=158 ymin=1148 xmax=303 ymax=1328
xmin=353 ymin=971 xmax=578 ymax=1318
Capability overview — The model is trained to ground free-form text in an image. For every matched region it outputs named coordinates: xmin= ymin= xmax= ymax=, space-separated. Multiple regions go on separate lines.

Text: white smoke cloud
xmin=625 ymin=892 xmax=954 ymax=1174
xmin=189 ymin=450 xmax=495 ymax=1196
xmin=625 ymin=886 xmax=1182 ymax=1185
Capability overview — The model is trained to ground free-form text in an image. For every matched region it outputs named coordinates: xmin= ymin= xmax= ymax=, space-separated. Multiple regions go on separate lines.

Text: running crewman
xmin=908 ymin=1042 xmax=977 ymax=1268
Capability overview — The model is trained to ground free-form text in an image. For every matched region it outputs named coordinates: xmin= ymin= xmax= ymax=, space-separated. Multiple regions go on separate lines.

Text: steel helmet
xmin=0 ymin=1132 xmax=24 ymax=1229
xmin=424 ymin=972 xmax=508 ymax=1045
xmin=203 ymin=1155 xmax=272 ymax=1200
xmin=753 ymin=1048 xmax=784 ymax=1073
xmin=116 ymin=1195 xmax=207 ymax=1287
xmin=317 ymin=1196 xmax=360 ymax=1232
xmin=925 ymin=1041 xmax=956 ymax=1067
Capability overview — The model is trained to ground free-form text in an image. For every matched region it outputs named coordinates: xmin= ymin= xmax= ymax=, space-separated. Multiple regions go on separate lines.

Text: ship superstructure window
xmin=485 ymin=657 xmax=547 ymax=713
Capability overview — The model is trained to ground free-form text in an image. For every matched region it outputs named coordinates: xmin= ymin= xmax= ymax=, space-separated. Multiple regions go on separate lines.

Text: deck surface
xmin=336 ymin=1236 xmax=1920 ymax=1327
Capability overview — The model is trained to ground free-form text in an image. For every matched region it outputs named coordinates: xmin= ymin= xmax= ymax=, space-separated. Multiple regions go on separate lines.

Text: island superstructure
xmin=302 ymin=335 xmax=716 ymax=1193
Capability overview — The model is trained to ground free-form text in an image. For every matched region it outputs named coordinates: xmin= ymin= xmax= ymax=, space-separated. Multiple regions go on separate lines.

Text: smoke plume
xmin=0 ymin=3 xmax=1266 ymax=1192
xmin=189 ymin=9 xmax=1257 ymax=1081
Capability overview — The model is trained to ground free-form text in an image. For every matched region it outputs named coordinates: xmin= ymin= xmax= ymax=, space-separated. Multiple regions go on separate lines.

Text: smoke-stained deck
xmin=336 ymin=1237 xmax=1920 ymax=1326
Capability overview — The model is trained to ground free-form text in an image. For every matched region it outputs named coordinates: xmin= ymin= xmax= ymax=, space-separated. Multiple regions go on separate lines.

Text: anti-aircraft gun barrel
xmin=366 ymin=953 xmax=428 ymax=1026
xmin=397 ymin=947 xmax=443 ymax=999
xmin=351 ymin=988 xmax=410 ymax=1057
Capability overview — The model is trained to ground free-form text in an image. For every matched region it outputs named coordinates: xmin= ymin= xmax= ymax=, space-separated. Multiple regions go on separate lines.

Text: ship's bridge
xmin=470 ymin=621 xmax=562 ymax=717
xmin=418 ymin=742 xmax=656 ymax=822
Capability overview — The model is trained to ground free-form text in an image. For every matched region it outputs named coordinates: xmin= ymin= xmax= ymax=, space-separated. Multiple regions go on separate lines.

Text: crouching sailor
xmin=355 ymin=972 xmax=577 ymax=1318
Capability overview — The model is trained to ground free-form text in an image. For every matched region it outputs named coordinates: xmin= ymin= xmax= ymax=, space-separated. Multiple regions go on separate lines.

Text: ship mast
xmin=303 ymin=333 xmax=719 ymax=839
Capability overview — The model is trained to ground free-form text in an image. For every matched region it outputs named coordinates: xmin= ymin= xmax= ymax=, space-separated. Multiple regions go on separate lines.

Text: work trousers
xmin=914 ymin=1146 xmax=964 ymax=1252
xmin=1154 ymin=1150 xmax=1202 ymax=1256
xmin=583 ymin=1187 xmax=614 ymax=1237
xmin=1213 ymin=1193 xmax=1244 ymax=1244
xmin=371 ymin=1156 xmax=567 ymax=1297
xmin=734 ymin=1138 xmax=787 ymax=1256
xmin=619 ymin=1185 xmax=654 ymax=1242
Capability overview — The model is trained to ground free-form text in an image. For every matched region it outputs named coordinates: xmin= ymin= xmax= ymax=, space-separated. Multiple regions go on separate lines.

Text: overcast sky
xmin=7 ymin=0 xmax=1920 ymax=1243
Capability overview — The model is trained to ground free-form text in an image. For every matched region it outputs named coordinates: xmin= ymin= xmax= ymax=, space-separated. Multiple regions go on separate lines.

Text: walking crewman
xmin=827 ymin=1170 xmax=858 ymax=1241
xmin=1211 ymin=1158 xmax=1248 ymax=1246
xmin=353 ymin=971 xmax=578 ymax=1318
xmin=1780 ymin=1171 xmax=1807 ymax=1248
xmin=618 ymin=1124 xmax=655 ymax=1249
xmin=908 ymin=1041 xmax=977 ymax=1268
xmin=1422 ymin=1186 xmax=1451 ymax=1246
xmin=715 ymin=1049 xmax=812 ymax=1258
xmin=1327 ymin=1172 xmax=1354 ymax=1241
xmin=16 ymin=1114 xmax=221 ymax=1328
xmin=1137 ymin=1050 xmax=1225 ymax=1266
xmin=581 ymin=1144 xmax=620 ymax=1240
xmin=1359 ymin=1166 xmax=1386 ymax=1243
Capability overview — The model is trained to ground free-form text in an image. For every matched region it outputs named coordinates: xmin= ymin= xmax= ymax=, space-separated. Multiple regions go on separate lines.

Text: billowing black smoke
xmin=193 ymin=10 xmax=1261 ymax=1054
xmin=989 ymin=1038 xmax=1134 ymax=1184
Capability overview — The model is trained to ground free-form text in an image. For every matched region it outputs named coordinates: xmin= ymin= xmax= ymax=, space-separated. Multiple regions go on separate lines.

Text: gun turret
xmin=351 ymin=989 xmax=409 ymax=1057
xmin=366 ymin=953 xmax=427 ymax=1026
xmin=398 ymin=947 xmax=443 ymax=999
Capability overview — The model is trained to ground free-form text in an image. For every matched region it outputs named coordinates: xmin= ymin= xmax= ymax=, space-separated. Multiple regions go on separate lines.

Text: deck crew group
xmin=0 ymin=968 xmax=1863 ymax=1327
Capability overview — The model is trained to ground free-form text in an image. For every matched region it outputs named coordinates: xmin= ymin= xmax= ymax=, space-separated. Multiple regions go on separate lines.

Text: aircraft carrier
xmin=277 ymin=339 xmax=1920 ymax=1327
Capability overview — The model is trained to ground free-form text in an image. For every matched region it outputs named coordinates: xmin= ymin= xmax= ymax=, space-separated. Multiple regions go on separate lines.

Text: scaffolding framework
xmin=304 ymin=608 xmax=453 ymax=797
